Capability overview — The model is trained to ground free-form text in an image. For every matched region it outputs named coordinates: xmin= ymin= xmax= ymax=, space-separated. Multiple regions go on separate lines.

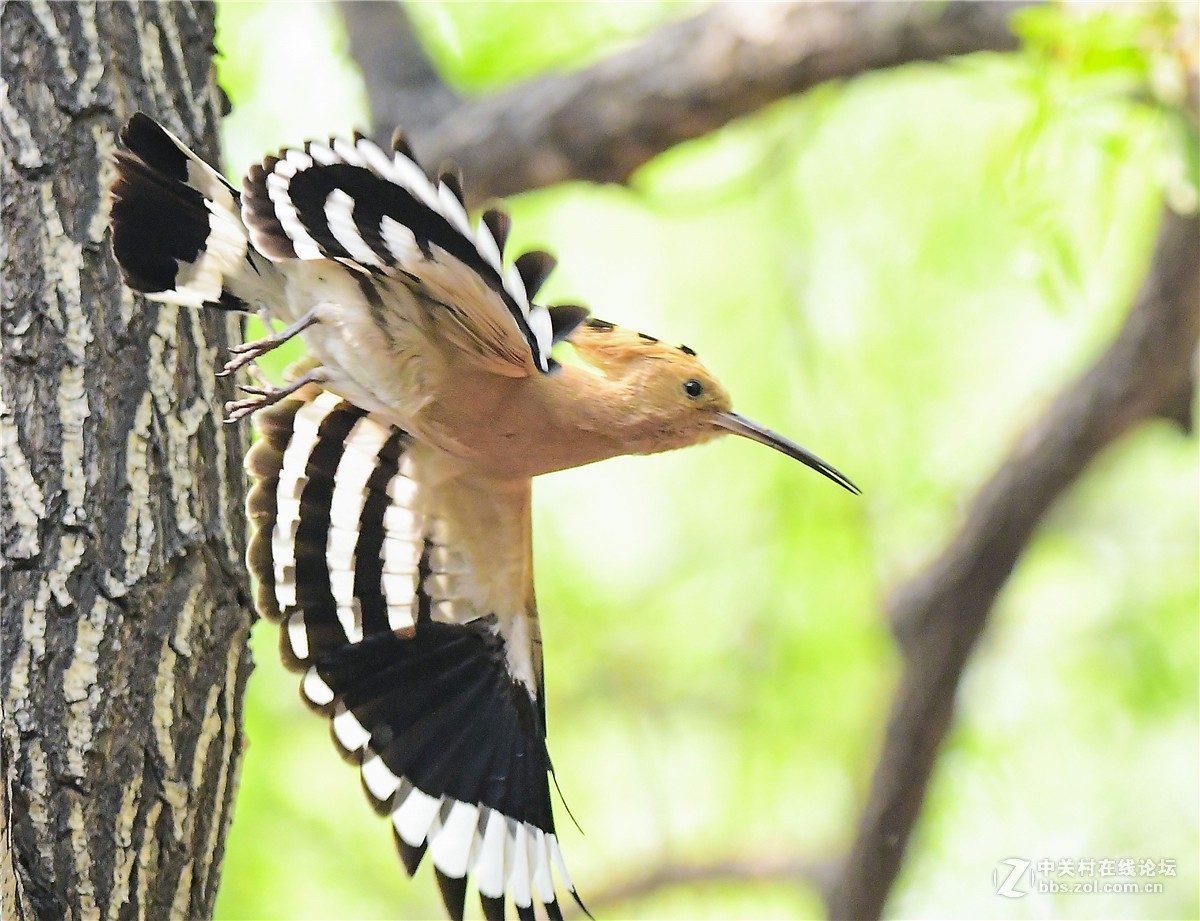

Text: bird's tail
xmin=109 ymin=113 xmax=281 ymax=312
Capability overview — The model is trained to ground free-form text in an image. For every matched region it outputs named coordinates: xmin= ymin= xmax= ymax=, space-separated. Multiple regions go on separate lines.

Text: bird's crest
xmin=569 ymin=317 xmax=702 ymax=376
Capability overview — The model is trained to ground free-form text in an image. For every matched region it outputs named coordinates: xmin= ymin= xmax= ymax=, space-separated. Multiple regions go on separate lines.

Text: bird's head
xmin=568 ymin=319 xmax=859 ymax=494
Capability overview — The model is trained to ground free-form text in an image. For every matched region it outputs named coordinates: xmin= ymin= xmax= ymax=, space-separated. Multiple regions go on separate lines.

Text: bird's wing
xmin=245 ymin=385 xmax=580 ymax=921
xmin=240 ymin=133 xmax=562 ymax=375
xmin=109 ymin=113 xmax=285 ymax=313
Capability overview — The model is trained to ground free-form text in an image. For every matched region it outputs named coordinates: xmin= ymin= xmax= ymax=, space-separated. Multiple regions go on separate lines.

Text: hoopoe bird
xmin=108 ymin=113 xmax=859 ymax=921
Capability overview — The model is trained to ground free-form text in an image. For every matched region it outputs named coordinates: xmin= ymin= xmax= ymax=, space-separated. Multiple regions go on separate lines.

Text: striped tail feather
xmin=245 ymin=389 xmax=583 ymax=921
xmin=110 ymin=113 xmax=282 ymax=312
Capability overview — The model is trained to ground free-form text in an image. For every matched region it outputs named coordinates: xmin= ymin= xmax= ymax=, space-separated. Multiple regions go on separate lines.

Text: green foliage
xmin=212 ymin=3 xmax=1197 ymax=919
xmin=404 ymin=0 xmax=700 ymax=90
xmin=213 ymin=1 xmax=369 ymax=176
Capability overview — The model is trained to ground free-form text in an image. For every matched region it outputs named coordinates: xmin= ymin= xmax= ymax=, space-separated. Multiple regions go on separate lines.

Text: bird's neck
xmin=518 ymin=362 xmax=700 ymax=474
xmin=416 ymin=362 xmax=690 ymax=480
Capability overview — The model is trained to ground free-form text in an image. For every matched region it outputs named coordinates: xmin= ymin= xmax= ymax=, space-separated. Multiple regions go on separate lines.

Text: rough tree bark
xmin=1 ymin=4 xmax=251 ymax=920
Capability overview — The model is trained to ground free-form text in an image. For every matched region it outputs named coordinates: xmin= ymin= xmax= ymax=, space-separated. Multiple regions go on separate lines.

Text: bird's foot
xmin=217 ymin=310 xmax=320 ymax=377
xmin=223 ymin=367 xmax=327 ymax=424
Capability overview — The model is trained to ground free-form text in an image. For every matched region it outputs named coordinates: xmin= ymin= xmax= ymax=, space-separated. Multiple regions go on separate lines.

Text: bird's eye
xmin=683 ymin=379 xmax=704 ymax=399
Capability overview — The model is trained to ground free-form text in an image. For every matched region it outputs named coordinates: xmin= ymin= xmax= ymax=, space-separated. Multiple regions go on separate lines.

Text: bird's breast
xmin=412 ymin=365 xmax=626 ymax=480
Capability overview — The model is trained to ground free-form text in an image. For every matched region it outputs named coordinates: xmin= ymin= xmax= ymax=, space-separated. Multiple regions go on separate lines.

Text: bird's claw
xmin=224 ymin=396 xmax=266 ymax=424
xmin=217 ymin=310 xmax=321 ymax=378
xmin=222 ymin=367 xmax=327 ymax=424
xmin=223 ymin=382 xmax=281 ymax=424
xmin=217 ymin=339 xmax=274 ymax=377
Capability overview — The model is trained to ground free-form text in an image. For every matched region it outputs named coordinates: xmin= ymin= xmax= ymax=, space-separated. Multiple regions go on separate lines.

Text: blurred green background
xmin=210 ymin=3 xmax=1198 ymax=919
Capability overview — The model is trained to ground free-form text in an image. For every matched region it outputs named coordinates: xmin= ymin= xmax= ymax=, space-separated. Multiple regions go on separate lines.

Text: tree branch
xmin=572 ymin=853 xmax=837 ymax=918
xmin=407 ymin=0 xmax=1034 ymax=205
xmin=826 ymin=205 xmax=1200 ymax=920
xmin=337 ymin=0 xmax=460 ymax=139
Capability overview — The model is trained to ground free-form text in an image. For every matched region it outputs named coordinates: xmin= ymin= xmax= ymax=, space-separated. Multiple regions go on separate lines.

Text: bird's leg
xmin=217 ymin=309 xmax=320 ymax=377
xmin=223 ymin=365 xmax=330 ymax=424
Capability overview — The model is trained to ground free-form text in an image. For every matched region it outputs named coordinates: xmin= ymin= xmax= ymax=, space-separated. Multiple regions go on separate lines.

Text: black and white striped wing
xmin=110 ymin=113 xmax=280 ymax=312
xmin=241 ymin=133 xmax=560 ymax=374
xmin=245 ymin=388 xmax=580 ymax=921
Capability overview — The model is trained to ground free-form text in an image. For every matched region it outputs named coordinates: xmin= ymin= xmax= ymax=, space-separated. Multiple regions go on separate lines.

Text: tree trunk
xmin=1 ymin=4 xmax=252 ymax=920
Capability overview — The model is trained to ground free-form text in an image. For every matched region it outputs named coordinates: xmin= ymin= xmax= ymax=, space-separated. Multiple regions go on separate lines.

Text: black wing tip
xmin=482 ymin=209 xmax=511 ymax=254
xmin=120 ymin=112 xmax=146 ymax=145
xmin=435 ymin=869 xmax=468 ymax=921
xmin=120 ymin=111 xmax=164 ymax=147
xmin=393 ymin=828 xmax=427 ymax=877
xmin=109 ymin=158 xmax=209 ymax=293
xmin=117 ymin=113 xmax=193 ymax=184
xmin=391 ymin=127 xmax=416 ymax=162
xmin=438 ymin=163 xmax=465 ymax=205
xmin=548 ymin=304 xmax=590 ymax=345
xmin=570 ymin=889 xmax=594 ymax=920
xmin=514 ymin=250 xmax=556 ymax=301
xmin=480 ymin=894 xmax=505 ymax=921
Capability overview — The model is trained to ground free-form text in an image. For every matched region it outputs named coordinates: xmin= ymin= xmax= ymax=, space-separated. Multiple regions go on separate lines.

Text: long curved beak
xmin=714 ymin=412 xmax=861 ymax=495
